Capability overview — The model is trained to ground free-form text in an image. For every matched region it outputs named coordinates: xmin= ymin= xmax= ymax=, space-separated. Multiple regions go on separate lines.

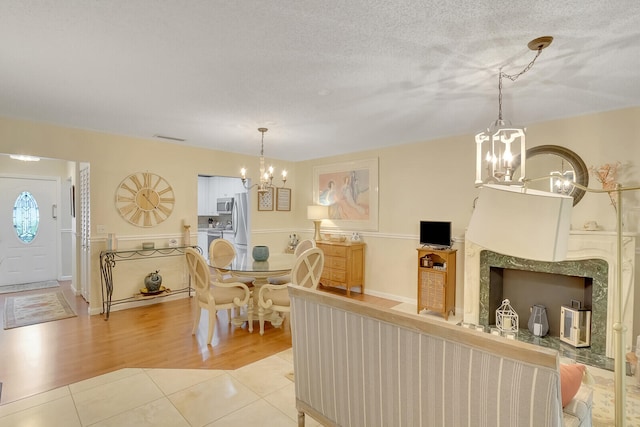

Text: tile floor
xmin=0 ymin=349 xmax=321 ymax=427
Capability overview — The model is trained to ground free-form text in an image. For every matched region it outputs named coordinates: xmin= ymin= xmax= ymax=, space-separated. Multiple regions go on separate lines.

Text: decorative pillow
xmin=560 ymin=363 xmax=585 ymax=407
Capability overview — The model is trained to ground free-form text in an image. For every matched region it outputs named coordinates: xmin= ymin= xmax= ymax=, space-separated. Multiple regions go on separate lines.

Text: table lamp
xmin=307 ymin=205 xmax=329 ymax=241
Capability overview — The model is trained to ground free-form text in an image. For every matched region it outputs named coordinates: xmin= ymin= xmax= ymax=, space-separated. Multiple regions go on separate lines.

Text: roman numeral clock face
xmin=115 ymin=172 xmax=175 ymax=227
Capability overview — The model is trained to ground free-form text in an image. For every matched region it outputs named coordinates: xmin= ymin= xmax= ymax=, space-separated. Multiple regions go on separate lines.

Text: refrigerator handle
xmin=232 ymin=203 xmax=237 ymax=237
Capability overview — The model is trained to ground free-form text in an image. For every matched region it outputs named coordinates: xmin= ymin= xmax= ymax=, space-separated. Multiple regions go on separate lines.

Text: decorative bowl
xmin=252 ymin=245 xmax=270 ymax=261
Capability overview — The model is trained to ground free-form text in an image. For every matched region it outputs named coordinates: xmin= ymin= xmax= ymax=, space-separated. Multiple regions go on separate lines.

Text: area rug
xmin=589 ymin=364 xmax=640 ymax=426
xmin=3 ymin=292 xmax=76 ymax=329
xmin=0 ymin=280 xmax=59 ymax=295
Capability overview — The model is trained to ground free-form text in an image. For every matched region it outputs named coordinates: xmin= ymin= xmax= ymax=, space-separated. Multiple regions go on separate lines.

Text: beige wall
xmin=1 ymin=108 xmax=639 ymax=337
xmin=0 ymin=117 xmax=297 ymax=312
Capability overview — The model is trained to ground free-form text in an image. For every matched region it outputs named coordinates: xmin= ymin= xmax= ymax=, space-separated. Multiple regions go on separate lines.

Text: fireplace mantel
xmin=464 ymin=231 xmax=636 ymax=358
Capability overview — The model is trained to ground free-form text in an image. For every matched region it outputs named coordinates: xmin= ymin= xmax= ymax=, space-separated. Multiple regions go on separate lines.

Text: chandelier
xmin=550 ymin=160 xmax=575 ymax=195
xmin=475 ymin=36 xmax=553 ymax=186
xmin=241 ymin=127 xmax=288 ymax=192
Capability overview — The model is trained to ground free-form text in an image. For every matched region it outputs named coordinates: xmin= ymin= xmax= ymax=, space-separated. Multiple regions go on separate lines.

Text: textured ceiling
xmin=1 ymin=1 xmax=639 ymax=161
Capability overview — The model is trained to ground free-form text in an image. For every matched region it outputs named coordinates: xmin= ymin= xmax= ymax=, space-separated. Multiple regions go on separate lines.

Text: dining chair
xmin=256 ymin=247 xmax=324 ymax=335
xmin=209 ymin=238 xmax=254 ymax=285
xmin=268 ymin=238 xmax=316 ymax=285
xmin=185 ymin=247 xmax=250 ymax=345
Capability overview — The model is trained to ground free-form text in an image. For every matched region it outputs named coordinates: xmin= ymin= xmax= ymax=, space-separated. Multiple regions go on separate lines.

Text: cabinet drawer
xmin=329 ymin=270 xmax=346 ymax=282
xmin=321 ymin=279 xmax=337 ymax=288
xmin=319 ymin=244 xmax=347 ymax=257
xmin=326 ymin=256 xmax=347 ymax=270
xmin=321 ymin=278 xmax=347 ymax=288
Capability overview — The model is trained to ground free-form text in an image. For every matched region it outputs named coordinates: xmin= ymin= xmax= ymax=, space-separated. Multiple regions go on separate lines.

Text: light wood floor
xmin=0 ymin=281 xmax=397 ymax=405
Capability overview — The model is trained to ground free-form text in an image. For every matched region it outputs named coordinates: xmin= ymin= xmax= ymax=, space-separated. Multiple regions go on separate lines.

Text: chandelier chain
xmin=497 ymin=47 xmax=544 ymax=121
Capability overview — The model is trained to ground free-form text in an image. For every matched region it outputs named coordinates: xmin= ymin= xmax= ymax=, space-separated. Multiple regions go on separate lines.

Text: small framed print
xmin=276 ymin=188 xmax=291 ymax=211
xmin=258 ymin=187 xmax=274 ymax=211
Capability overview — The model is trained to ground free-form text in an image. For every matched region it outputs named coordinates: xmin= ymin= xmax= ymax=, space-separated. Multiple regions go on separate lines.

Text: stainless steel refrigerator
xmin=233 ymin=192 xmax=249 ymax=250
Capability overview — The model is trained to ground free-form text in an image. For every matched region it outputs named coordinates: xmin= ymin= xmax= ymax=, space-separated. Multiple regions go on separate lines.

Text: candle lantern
xmin=560 ymin=301 xmax=591 ymax=347
xmin=496 ymin=299 xmax=519 ymax=333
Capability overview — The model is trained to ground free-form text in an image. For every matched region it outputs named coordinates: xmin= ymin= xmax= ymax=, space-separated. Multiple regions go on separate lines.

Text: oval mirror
xmin=511 ymin=145 xmax=589 ymax=206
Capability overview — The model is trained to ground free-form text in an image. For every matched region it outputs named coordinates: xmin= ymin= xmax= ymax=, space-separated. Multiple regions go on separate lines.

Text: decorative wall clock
xmin=115 ymin=172 xmax=175 ymax=227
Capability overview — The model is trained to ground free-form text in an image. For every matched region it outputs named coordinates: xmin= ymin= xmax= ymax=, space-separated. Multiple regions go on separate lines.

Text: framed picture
xmin=276 ymin=188 xmax=291 ymax=211
xmin=313 ymin=158 xmax=379 ymax=231
xmin=257 ymin=187 xmax=274 ymax=211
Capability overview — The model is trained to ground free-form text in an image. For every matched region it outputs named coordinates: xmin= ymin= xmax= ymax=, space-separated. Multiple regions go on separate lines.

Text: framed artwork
xmin=313 ymin=157 xmax=379 ymax=231
xmin=276 ymin=188 xmax=291 ymax=211
xmin=257 ymin=187 xmax=274 ymax=211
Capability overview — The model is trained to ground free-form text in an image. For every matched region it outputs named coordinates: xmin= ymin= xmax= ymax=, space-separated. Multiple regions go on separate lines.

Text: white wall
xmin=0 ymin=116 xmax=297 ymax=312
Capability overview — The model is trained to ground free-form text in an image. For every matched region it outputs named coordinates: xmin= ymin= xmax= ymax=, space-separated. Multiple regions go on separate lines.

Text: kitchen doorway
xmin=197 ymin=175 xmax=250 ymax=261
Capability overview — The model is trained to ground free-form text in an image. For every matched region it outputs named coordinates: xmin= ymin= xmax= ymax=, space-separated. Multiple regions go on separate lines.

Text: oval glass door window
xmin=13 ymin=191 xmax=40 ymax=243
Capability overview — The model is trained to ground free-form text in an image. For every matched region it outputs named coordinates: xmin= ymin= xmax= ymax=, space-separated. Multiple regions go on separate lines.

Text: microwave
xmin=217 ymin=197 xmax=234 ymax=214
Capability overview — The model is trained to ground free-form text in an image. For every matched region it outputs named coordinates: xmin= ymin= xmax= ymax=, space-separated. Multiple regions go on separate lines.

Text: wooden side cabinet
xmin=317 ymin=240 xmax=365 ymax=296
xmin=417 ymin=248 xmax=456 ymax=320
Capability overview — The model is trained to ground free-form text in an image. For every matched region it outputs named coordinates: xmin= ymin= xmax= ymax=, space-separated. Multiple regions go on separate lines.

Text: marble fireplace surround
xmin=464 ymin=231 xmax=636 ymax=359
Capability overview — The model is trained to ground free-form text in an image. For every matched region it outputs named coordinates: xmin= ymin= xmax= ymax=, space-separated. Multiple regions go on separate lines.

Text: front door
xmin=0 ymin=177 xmax=58 ymax=286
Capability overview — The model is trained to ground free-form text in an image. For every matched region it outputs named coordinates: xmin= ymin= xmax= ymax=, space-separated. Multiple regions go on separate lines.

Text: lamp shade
xmin=307 ymin=205 xmax=329 ymax=220
xmin=466 ymin=184 xmax=573 ymax=262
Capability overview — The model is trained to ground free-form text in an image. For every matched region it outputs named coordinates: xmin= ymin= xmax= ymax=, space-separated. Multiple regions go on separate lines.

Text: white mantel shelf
xmin=464 ymin=231 xmax=636 ymax=358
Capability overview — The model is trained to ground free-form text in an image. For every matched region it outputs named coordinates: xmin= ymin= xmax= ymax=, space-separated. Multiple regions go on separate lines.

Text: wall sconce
xmin=307 ymin=205 xmax=329 ymax=241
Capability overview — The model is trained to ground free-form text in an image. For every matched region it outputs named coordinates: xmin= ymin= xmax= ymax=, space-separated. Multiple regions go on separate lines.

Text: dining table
xmin=223 ymin=253 xmax=296 ymax=286
xmin=215 ymin=252 xmax=296 ymax=332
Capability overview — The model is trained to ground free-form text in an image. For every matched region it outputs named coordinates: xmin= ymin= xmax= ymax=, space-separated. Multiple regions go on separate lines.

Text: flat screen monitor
xmin=419 ymin=221 xmax=451 ymax=249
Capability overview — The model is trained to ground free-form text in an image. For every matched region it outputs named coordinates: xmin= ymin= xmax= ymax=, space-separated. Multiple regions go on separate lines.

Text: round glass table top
xmin=226 ymin=253 xmax=296 ymax=274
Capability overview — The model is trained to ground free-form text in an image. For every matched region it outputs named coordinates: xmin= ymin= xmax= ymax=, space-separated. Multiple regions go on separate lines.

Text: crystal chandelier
xmin=475 ymin=36 xmax=553 ymax=186
xmin=241 ymin=127 xmax=288 ymax=192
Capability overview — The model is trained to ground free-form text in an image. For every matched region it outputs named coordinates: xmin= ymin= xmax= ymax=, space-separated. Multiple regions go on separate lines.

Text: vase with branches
xmin=589 ymin=161 xmax=622 ymax=213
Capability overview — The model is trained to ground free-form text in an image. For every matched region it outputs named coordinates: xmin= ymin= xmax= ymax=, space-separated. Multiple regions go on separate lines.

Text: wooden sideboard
xmin=316 ymin=240 xmax=365 ymax=296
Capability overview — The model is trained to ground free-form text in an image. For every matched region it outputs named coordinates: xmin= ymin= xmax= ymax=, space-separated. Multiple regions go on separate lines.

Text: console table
xmin=99 ymin=246 xmax=200 ymax=320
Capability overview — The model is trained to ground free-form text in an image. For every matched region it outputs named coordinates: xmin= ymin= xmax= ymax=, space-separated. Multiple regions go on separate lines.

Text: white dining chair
xmin=186 ymin=247 xmax=250 ymax=345
xmin=268 ymin=239 xmax=316 ymax=285
xmin=209 ymin=238 xmax=255 ymax=284
xmin=256 ymin=247 xmax=324 ymax=335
